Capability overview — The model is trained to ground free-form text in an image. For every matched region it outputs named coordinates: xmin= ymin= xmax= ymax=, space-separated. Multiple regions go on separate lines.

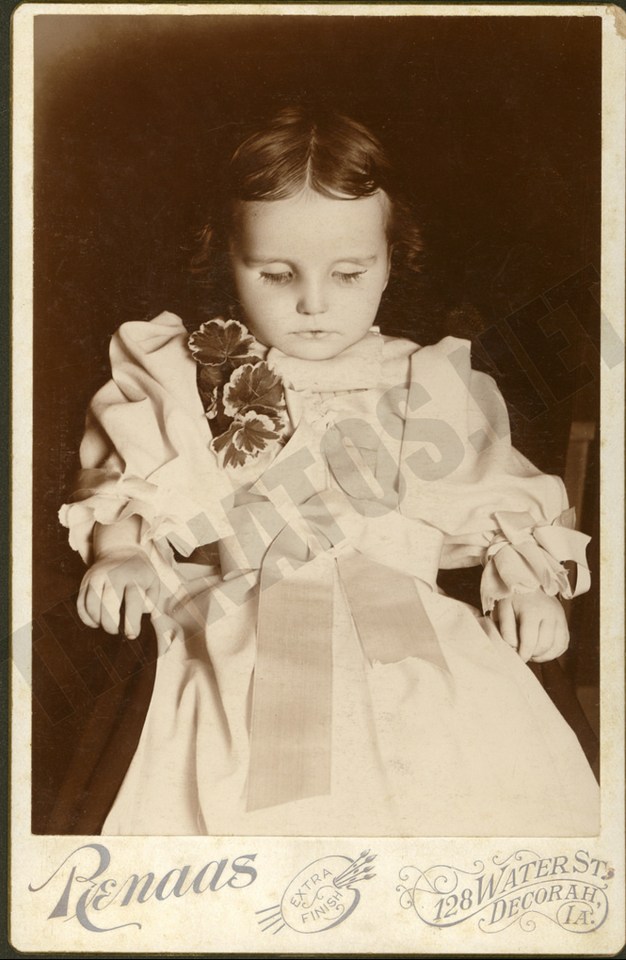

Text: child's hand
xmin=77 ymin=548 xmax=163 ymax=639
xmin=493 ymin=589 xmax=569 ymax=663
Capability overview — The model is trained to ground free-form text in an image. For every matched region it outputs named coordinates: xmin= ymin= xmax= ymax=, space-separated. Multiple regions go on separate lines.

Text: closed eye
xmin=259 ymin=269 xmax=366 ymax=286
xmin=259 ymin=271 xmax=293 ymax=286
xmin=334 ymin=271 xmax=365 ymax=285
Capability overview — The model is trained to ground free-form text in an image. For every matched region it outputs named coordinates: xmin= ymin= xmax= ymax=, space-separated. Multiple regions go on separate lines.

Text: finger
xmin=553 ymin=611 xmax=570 ymax=657
xmin=518 ymin=612 xmax=541 ymax=663
xmin=77 ymin=583 xmax=99 ymax=628
xmin=104 ymin=563 xmax=128 ymax=610
xmin=533 ymin=618 xmax=568 ymax=663
xmin=144 ymin=574 xmax=162 ymax=610
xmin=99 ymin=583 xmax=122 ymax=635
xmin=529 ymin=617 xmax=555 ymax=662
xmin=123 ymin=584 xmax=147 ymax=640
xmin=83 ymin=582 xmax=105 ymax=630
xmin=496 ymin=600 xmax=518 ymax=649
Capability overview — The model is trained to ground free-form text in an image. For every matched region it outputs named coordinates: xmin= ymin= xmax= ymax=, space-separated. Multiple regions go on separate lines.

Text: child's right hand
xmin=77 ymin=548 xmax=163 ymax=639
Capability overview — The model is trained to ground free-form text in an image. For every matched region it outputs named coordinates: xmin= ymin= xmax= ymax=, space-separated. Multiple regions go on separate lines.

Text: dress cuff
xmin=480 ymin=507 xmax=591 ymax=614
xmin=58 ymin=468 xmax=209 ymax=564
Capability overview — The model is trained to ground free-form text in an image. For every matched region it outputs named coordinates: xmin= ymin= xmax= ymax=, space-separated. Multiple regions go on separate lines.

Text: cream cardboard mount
xmin=8 ymin=2 xmax=625 ymax=955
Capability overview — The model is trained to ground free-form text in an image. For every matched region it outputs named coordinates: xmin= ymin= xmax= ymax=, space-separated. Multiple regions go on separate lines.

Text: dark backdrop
xmin=32 ymin=13 xmax=602 ymax=831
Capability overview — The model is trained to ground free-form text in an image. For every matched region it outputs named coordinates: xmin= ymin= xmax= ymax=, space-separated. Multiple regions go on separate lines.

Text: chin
xmin=287 ymin=342 xmax=347 ymax=360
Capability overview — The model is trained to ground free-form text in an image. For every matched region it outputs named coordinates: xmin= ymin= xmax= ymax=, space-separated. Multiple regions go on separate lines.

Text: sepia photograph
xmin=9 ymin=2 xmax=624 ymax=954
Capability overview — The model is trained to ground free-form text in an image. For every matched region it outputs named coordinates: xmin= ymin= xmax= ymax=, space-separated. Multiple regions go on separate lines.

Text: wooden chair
xmin=535 ymin=420 xmax=599 ymax=776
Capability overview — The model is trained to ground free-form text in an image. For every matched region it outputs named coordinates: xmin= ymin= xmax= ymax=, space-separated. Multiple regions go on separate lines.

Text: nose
xmin=296 ymin=278 xmax=328 ymax=316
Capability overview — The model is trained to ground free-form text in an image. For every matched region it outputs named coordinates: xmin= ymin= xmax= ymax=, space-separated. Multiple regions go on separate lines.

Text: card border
xmin=8 ymin=3 xmax=625 ymax=956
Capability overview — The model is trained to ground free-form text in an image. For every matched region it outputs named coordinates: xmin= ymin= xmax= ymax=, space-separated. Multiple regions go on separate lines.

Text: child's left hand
xmin=493 ymin=589 xmax=569 ymax=662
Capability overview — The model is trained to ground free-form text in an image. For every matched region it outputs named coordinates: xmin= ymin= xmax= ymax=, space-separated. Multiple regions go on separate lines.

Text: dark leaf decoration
xmin=188 ymin=318 xmax=259 ymax=367
xmin=211 ymin=412 xmax=285 ymax=468
xmin=223 ymin=362 xmax=286 ymax=419
xmin=197 ymin=365 xmax=224 ymax=419
xmin=188 ymin=317 xmax=288 ymax=467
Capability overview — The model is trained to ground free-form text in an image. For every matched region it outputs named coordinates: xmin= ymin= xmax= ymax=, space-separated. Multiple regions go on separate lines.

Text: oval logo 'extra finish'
xmin=257 ymin=849 xmax=376 ymax=936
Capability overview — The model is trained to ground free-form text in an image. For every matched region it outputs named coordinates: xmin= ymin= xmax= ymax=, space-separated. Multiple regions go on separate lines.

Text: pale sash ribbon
xmin=217 ymin=427 xmax=448 ymax=812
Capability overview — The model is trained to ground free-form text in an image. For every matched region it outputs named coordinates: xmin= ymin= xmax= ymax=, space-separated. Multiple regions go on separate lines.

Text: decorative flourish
xmin=397 ymin=850 xmax=612 ymax=935
xmin=188 ymin=317 xmax=288 ymax=467
xmin=333 ymin=850 xmax=377 ymax=889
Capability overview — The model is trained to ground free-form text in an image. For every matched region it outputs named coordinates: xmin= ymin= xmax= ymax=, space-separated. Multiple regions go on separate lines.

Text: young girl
xmin=60 ymin=106 xmax=599 ymax=836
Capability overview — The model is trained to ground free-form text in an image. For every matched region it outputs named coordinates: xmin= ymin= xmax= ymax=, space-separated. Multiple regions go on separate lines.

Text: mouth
xmin=292 ymin=331 xmax=337 ymax=340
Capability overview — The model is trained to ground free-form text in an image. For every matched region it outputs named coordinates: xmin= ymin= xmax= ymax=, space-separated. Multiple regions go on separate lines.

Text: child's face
xmin=229 ymin=189 xmax=391 ymax=360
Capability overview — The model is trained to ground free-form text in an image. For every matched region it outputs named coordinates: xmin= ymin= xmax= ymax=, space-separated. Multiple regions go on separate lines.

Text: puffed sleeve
xmin=59 ymin=312 xmax=234 ymax=564
xmin=398 ymin=337 xmax=591 ymax=612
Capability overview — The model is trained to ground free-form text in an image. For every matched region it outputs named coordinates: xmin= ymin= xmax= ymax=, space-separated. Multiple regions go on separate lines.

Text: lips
xmin=292 ymin=331 xmax=336 ymax=340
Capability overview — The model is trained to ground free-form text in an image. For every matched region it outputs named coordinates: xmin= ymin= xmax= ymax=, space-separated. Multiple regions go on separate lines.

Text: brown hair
xmin=191 ymin=105 xmax=422 ymax=317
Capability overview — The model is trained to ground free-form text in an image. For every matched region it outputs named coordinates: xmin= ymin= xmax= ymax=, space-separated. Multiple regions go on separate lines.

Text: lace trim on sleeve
xmin=58 ymin=467 xmax=217 ymax=564
xmin=480 ymin=507 xmax=591 ymax=614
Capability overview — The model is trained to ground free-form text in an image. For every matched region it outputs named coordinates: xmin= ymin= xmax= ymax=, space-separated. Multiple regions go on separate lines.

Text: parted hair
xmin=191 ymin=105 xmax=423 ymax=316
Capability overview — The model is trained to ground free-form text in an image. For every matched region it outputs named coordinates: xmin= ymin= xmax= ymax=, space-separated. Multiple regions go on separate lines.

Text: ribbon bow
xmin=480 ymin=508 xmax=591 ymax=614
xmin=219 ymin=423 xmax=448 ymax=812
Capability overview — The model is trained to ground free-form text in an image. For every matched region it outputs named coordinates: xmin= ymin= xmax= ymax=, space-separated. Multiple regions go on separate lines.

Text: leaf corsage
xmin=188 ymin=318 xmax=288 ymax=468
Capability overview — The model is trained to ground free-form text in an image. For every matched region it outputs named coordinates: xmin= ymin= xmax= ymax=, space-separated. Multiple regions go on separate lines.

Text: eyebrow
xmin=243 ymin=255 xmax=379 ymax=267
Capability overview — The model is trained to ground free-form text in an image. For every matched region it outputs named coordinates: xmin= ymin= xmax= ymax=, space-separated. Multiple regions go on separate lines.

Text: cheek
xmin=235 ymin=279 xmax=275 ymax=325
xmin=235 ymin=283 xmax=287 ymax=335
xmin=358 ymin=279 xmax=387 ymax=310
xmin=242 ymin=283 xmax=293 ymax=319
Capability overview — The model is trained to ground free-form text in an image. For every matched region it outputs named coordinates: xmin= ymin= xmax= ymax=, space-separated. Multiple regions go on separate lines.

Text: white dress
xmin=61 ymin=312 xmax=599 ymax=836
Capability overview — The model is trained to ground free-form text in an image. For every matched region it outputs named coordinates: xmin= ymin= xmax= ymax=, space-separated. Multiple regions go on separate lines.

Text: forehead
xmin=231 ymin=190 xmax=390 ymax=256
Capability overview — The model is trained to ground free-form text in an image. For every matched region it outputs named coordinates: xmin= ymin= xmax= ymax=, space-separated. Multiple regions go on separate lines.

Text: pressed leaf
xmin=223 ymin=362 xmax=286 ymax=418
xmin=189 ymin=319 xmax=287 ymax=467
xmin=188 ymin=318 xmax=259 ymax=367
xmin=212 ymin=412 xmax=283 ymax=468
xmin=198 ymin=363 xmax=224 ymax=393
